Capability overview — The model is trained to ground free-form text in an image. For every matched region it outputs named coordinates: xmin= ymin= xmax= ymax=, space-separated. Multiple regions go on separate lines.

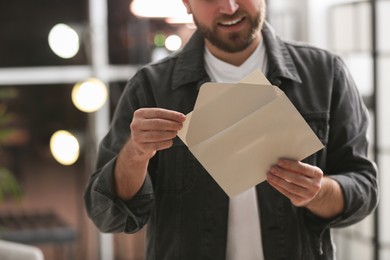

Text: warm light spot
xmin=71 ymin=78 xmax=108 ymax=113
xmin=48 ymin=23 xmax=80 ymax=59
xmin=165 ymin=15 xmax=194 ymax=24
xmin=165 ymin=35 xmax=182 ymax=51
xmin=130 ymin=0 xmax=192 ymax=24
xmin=50 ymin=130 xmax=80 ymax=166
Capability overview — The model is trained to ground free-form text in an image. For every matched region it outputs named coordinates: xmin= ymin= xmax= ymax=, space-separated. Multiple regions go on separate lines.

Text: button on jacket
xmin=84 ymin=23 xmax=378 ymax=260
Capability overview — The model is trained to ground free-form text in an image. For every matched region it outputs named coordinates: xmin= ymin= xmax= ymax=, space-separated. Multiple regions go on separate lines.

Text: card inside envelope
xmin=177 ymin=70 xmax=324 ymax=197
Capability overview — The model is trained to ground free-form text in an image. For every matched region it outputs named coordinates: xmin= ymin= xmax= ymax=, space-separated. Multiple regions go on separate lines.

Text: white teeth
xmin=220 ymin=17 xmax=242 ymax=26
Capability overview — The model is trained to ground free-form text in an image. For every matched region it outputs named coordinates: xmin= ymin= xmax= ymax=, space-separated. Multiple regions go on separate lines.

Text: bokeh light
xmin=165 ymin=35 xmax=182 ymax=51
xmin=130 ymin=0 xmax=188 ymax=19
xmin=50 ymin=130 xmax=80 ymax=166
xmin=48 ymin=23 xmax=80 ymax=59
xmin=71 ymin=78 xmax=108 ymax=113
xmin=154 ymin=33 xmax=166 ymax=47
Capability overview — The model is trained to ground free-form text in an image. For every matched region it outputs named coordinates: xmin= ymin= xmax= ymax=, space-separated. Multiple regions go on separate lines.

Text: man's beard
xmin=194 ymin=10 xmax=263 ymax=53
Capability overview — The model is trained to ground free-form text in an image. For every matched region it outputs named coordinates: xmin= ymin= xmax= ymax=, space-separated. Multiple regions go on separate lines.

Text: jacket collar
xmin=171 ymin=22 xmax=301 ymax=90
xmin=171 ymin=30 xmax=209 ymax=90
xmin=262 ymin=22 xmax=302 ymax=85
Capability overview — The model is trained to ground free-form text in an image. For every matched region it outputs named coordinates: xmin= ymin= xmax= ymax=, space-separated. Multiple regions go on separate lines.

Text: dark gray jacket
xmin=84 ymin=23 xmax=378 ymax=260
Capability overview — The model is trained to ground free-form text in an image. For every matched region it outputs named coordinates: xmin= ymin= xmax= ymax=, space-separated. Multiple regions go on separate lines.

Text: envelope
xmin=177 ymin=70 xmax=324 ymax=197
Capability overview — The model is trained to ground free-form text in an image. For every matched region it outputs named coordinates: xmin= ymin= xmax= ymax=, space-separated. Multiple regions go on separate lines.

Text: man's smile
xmin=218 ymin=16 xmax=245 ymax=27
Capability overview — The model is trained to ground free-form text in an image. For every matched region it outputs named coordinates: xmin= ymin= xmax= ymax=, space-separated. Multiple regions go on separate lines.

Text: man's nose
xmin=219 ymin=0 xmax=239 ymax=15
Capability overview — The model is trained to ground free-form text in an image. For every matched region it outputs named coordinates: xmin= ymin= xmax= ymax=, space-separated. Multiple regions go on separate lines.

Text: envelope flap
xmin=240 ymin=69 xmax=271 ymax=85
xmin=186 ymin=83 xmax=278 ymax=147
xmin=193 ymin=83 xmax=233 ymax=110
xmin=177 ymin=69 xmax=272 ymax=145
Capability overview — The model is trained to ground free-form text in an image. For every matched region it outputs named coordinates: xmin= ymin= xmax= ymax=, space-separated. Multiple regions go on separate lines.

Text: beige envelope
xmin=177 ymin=70 xmax=324 ymax=197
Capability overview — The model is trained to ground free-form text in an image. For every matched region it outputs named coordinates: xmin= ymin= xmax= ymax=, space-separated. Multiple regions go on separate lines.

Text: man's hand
xmin=266 ymin=159 xmax=344 ymax=218
xmin=130 ymin=108 xmax=186 ymax=160
xmin=114 ymin=108 xmax=186 ymax=200
xmin=266 ymin=159 xmax=323 ymax=207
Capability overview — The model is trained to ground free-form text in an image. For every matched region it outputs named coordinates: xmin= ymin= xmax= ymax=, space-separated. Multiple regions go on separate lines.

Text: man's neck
xmin=205 ymin=36 xmax=262 ymax=67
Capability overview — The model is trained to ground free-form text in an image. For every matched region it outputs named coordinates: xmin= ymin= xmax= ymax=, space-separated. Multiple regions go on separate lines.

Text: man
xmin=84 ymin=0 xmax=379 ymax=259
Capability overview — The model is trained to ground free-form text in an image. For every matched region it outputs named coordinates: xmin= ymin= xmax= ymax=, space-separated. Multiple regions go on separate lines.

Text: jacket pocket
xmin=303 ymin=112 xmax=329 ymax=144
xmin=301 ymin=112 xmax=330 ymax=167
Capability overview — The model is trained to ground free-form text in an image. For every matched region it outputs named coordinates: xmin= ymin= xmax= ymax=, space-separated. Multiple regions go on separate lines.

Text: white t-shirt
xmin=204 ymin=40 xmax=268 ymax=260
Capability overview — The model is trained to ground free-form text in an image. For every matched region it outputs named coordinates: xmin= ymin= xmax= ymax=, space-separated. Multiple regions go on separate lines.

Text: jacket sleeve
xmin=83 ymin=73 xmax=155 ymax=234
xmin=322 ymin=56 xmax=379 ymax=227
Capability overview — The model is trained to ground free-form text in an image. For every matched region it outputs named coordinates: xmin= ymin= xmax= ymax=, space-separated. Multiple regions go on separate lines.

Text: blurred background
xmin=0 ymin=0 xmax=389 ymax=259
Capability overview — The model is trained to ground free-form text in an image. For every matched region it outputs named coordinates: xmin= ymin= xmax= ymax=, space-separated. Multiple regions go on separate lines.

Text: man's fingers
xmin=135 ymin=108 xmax=186 ymax=122
xmin=136 ymin=118 xmax=183 ymax=132
xmin=277 ymin=159 xmax=323 ymax=179
xmin=136 ymin=139 xmax=174 ymax=153
xmin=267 ymin=171 xmax=320 ymax=207
xmin=267 ymin=179 xmax=307 ymax=206
xmin=267 ymin=159 xmax=323 ymax=207
xmin=132 ymin=108 xmax=186 ymax=132
xmin=132 ymin=130 xmax=178 ymax=143
xmin=269 ymin=165 xmax=312 ymax=189
xmin=130 ymin=108 xmax=186 ymax=155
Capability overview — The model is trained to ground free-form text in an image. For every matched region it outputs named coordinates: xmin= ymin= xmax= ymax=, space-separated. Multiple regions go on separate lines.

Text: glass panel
xmin=343 ymin=52 xmax=373 ymax=97
xmin=379 ymin=154 xmax=390 ymax=245
xmin=267 ymin=0 xmax=307 ymax=41
xmin=0 ymin=83 xmax=88 ymax=259
xmin=0 ymin=1 xmax=88 ymax=67
xmin=330 ymin=5 xmax=355 ymax=51
xmin=377 ymin=1 xmax=390 ymax=53
xmin=329 ymin=2 xmax=372 ymax=52
xmin=378 ymin=57 xmax=390 ymax=148
xmin=356 ymin=2 xmax=372 ymax=51
xmin=381 ymin=249 xmax=390 ymax=260
xmin=333 ymin=224 xmax=373 ymax=260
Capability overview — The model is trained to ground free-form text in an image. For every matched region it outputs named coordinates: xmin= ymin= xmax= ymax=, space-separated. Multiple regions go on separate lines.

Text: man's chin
xmin=211 ymin=37 xmax=253 ymax=53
